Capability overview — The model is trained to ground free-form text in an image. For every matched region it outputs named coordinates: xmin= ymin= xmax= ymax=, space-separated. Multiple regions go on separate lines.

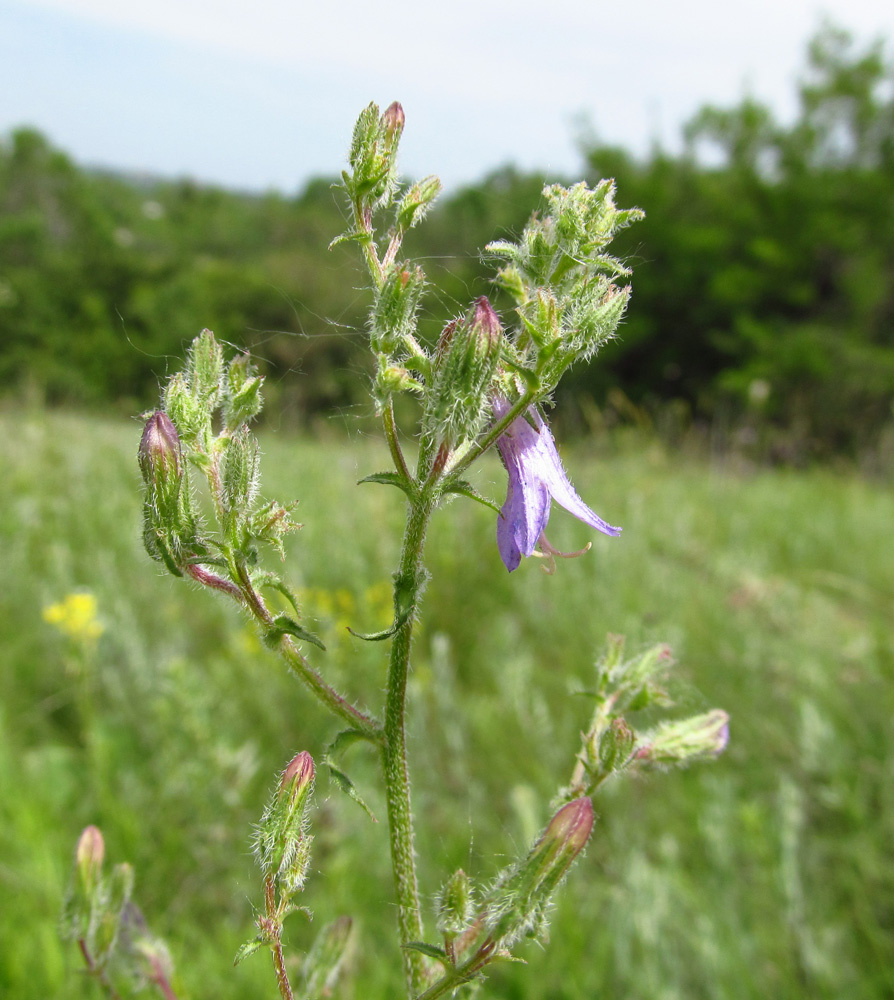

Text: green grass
xmin=2 ymin=410 xmax=893 ymax=999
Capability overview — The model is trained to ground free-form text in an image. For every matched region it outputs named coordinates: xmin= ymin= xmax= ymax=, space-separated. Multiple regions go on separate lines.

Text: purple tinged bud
xmin=138 ymin=411 xmax=182 ymax=486
xmin=472 ymin=295 xmax=502 ymax=349
xmin=382 ymin=101 xmax=405 ymax=146
xmin=280 ymin=751 xmax=315 ymax=809
xmin=538 ymin=797 xmax=594 ymax=862
xmin=637 ymin=709 xmax=730 ymax=766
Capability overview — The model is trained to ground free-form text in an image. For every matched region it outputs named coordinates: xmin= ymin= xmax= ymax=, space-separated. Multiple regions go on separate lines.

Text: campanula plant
xmin=63 ymin=101 xmax=728 ymax=1000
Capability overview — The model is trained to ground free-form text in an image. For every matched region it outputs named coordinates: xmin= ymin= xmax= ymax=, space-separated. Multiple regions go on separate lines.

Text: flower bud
xmin=486 ymin=797 xmax=593 ymax=946
xmin=532 ymin=797 xmax=594 ymax=875
xmin=597 ymin=717 xmax=636 ymax=773
xmin=138 ymin=412 xmax=182 ymax=489
xmin=424 ymin=296 xmax=502 ymax=448
xmin=75 ymin=825 xmax=105 ymax=896
xmin=280 ymin=750 xmax=315 ymax=804
xmin=368 ymin=264 xmax=425 ymax=355
xmin=255 ymin=752 xmax=316 ymax=888
xmin=186 ymin=328 xmax=224 ymax=405
xmin=382 ymin=101 xmax=405 ymax=150
xmin=437 ymin=868 xmax=475 ymax=937
xmin=636 ymin=710 xmax=730 ymax=767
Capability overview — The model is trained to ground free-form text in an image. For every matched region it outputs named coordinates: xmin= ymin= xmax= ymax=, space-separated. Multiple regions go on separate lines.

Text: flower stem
xmin=264 ymin=875 xmax=294 ymax=1000
xmin=383 ymin=490 xmax=435 ymax=996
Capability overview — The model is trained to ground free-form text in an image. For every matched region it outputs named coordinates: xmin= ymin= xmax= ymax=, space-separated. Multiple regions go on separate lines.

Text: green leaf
xmin=328 ymin=728 xmax=376 ymax=758
xmin=233 ymin=937 xmax=265 ymax=966
xmin=357 ymin=471 xmax=417 ymax=499
xmin=347 ymin=568 xmax=421 ymax=641
xmin=265 ymin=615 xmax=326 ymax=651
xmin=326 ymin=763 xmax=377 ymax=822
xmin=328 ymin=229 xmax=372 ymax=251
xmin=251 ymin=571 xmax=301 ymax=616
xmin=403 ymin=941 xmax=450 ymax=962
xmin=442 ymin=480 xmax=501 ymax=515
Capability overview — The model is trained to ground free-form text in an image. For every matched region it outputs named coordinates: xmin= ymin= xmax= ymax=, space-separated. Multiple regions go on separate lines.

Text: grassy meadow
xmin=2 ymin=408 xmax=893 ymax=999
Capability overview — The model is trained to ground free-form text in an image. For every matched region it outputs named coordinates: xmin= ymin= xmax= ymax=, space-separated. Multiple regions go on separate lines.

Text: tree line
xmin=1 ymin=25 xmax=892 ymax=457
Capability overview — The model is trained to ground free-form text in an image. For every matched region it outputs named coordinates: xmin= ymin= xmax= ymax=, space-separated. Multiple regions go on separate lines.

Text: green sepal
xmin=358 ymin=471 xmax=417 ymax=500
xmin=441 ymin=480 xmax=501 ymax=515
xmin=265 ymin=615 xmax=326 ymax=651
xmin=326 ymin=762 xmax=377 ymax=822
xmin=233 ymin=937 xmax=265 ymax=965
xmin=403 ymin=941 xmax=450 ymax=963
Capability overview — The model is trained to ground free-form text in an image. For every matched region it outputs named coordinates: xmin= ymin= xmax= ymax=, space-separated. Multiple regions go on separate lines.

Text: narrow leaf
xmin=233 ymin=937 xmax=265 ymax=966
xmin=358 ymin=471 xmax=417 ymax=499
xmin=442 ymin=480 xmax=502 ymax=515
xmin=403 ymin=941 xmax=449 ymax=962
xmin=326 ymin=763 xmax=377 ymax=822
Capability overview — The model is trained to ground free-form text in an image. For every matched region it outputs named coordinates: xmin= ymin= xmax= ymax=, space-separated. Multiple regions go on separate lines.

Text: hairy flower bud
xmin=75 ymin=825 xmax=105 ymax=897
xmin=636 ymin=710 xmax=730 ymax=767
xmin=280 ymin=750 xmax=315 ymax=803
xmin=424 ymin=296 xmax=502 ymax=448
xmin=597 ymin=717 xmax=637 ymax=773
xmin=138 ymin=412 xmax=182 ymax=489
xmin=255 ymin=752 xmax=316 ymax=888
xmin=532 ymin=797 xmax=594 ymax=875
xmin=382 ymin=101 xmax=405 ymax=150
xmin=486 ymin=797 xmax=594 ymax=947
xmin=437 ymin=868 xmax=475 ymax=937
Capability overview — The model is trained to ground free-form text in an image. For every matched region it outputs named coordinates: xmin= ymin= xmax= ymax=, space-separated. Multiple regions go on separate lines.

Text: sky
xmin=2 ymin=0 xmax=893 ymax=195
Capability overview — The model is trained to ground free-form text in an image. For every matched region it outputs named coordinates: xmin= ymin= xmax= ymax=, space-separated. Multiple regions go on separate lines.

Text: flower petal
xmin=494 ymin=400 xmax=551 ymax=571
xmin=526 ymin=408 xmax=621 ymax=537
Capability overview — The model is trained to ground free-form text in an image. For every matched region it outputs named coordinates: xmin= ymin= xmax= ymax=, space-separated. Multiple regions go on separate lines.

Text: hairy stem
xmin=233 ymin=560 xmax=382 ymax=741
xmin=383 ymin=491 xmax=435 ymax=996
xmin=264 ymin=876 xmax=294 ymax=1000
xmin=78 ymin=939 xmax=122 ymax=1000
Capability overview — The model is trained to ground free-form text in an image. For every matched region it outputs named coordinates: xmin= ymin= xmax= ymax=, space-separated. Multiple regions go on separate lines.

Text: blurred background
xmin=2 ymin=1 xmax=893 ymax=998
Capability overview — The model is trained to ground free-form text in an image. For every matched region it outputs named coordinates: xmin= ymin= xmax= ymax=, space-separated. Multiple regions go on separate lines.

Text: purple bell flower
xmin=494 ymin=398 xmax=620 ymax=572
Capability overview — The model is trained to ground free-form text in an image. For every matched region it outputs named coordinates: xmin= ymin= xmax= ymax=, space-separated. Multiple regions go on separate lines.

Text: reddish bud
xmin=138 ymin=411 xmax=182 ymax=485
xmin=75 ymin=825 xmax=105 ymax=894
xmin=280 ymin=751 xmax=315 ymax=800
xmin=382 ymin=101 xmax=405 ymax=147
xmin=471 ymin=296 xmax=502 ymax=349
xmin=538 ymin=797 xmax=594 ymax=861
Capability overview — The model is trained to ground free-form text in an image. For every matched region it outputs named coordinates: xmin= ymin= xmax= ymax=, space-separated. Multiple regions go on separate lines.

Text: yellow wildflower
xmin=42 ymin=592 xmax=105 ymax=643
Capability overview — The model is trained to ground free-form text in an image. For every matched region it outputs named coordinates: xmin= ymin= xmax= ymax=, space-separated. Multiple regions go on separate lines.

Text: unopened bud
xmin=487 ymin=797 xmax=594 ymax=946
xmin=425 ymin=296 xmax=502 ymax=448
xmin=437 ymin=868 xmax=475 ymax=937
xmin=138 ymin=412 xmax=182 ymax=488
xmin=597 ymin=717 xmax=636 ymax=773
xmin=637 ymin=710 xmax=730 ymax=767
xmin=382 ymin=101 xmax=405 ymax=149
xmin=223 ymin=352 xmax=264 ymax=428
xmin=76 ymin=825 xmax=105 ymax=895
xmin=369 ymin=264 xmax=425 ymax=355
xmin=534 ymin=797 xmax=594 ymax=871
xmin=280 ymin=751 xmax=315 ymax=803
xmin=186 ymin=328 xmax=224 ymax=405
xmin=255 ymin=752 xmax=316 ymax=888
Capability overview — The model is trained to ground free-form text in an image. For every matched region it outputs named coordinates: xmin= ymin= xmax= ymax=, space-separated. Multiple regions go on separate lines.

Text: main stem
xmin=383 ymin=491 xmax=435 ymax=997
